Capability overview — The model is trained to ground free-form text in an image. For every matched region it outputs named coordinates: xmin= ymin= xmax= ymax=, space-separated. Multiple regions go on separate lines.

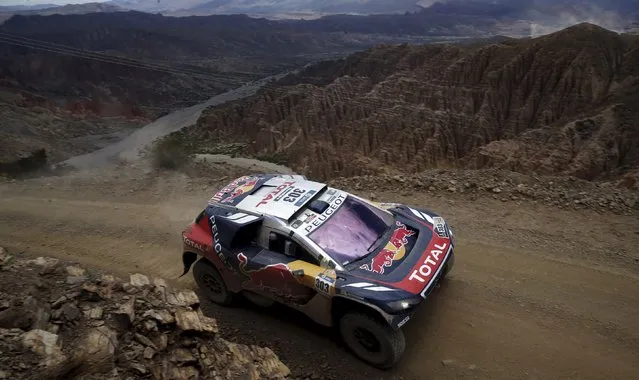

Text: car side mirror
xmin=284 ymin=240 xmax=297 ymax=257
xmin=292 ymin=269 xmax=304 ymax=277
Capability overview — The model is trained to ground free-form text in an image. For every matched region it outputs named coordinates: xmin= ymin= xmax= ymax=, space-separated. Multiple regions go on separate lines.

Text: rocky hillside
xmin=0 ymin=247 xmax=291 ymax=380
xmin=182 ymin=23 xmax=639 ymax=181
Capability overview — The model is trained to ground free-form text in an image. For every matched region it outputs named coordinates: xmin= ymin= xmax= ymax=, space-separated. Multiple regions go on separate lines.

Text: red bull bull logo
xmin=360 ymin=221 xmax=416 ymax=274
xmin=237 ymin=253 xmax=304 ymax=297
xmin=209 ymin=176 xmax=260 ymax=204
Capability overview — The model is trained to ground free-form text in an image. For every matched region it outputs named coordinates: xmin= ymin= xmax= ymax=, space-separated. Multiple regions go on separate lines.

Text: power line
xmin=0 ymin=32 xmax=258 ymax=81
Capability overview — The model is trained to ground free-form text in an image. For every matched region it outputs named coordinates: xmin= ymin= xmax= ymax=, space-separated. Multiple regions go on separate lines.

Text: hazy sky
xmin=1 ymin=0 xmax=108 ymax=5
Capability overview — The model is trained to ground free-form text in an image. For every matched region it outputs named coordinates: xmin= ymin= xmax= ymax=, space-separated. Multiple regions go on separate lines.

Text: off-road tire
xmin=193 ymin=259 xmax=234 ymax=306
xmin=442 ymin=252 xmax=455 ymax=279
xmin=339 ymin=312 xmax=406 ymax=369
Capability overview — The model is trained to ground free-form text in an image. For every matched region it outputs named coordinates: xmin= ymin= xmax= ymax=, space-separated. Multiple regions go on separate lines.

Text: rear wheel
xmin=193 ymin=259 xmax=234 ymax=306
xmin=339 ymin=312 xmax=405 ymax=369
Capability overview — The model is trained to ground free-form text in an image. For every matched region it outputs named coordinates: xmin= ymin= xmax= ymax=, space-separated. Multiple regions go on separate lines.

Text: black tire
xmin=339 ymin=312 xmax=406 ymax=369
xmin=192 ymin=259 xmax=234 ymax=306
xmin=442 ymin=252 xmax=455 ymax=279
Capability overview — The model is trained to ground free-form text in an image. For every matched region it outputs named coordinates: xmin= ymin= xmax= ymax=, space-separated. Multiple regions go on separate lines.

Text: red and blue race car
xmin=180 ymin=174 xmax=455 ymax=369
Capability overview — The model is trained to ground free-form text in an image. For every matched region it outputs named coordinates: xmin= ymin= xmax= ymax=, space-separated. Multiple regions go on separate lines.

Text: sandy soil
xmin=1 ymin=161 xmax=638 ymax=380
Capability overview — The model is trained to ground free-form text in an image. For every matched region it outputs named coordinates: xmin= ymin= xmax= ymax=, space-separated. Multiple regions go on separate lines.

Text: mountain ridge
xmin=176 ymin=23 xmax=639 ymax=181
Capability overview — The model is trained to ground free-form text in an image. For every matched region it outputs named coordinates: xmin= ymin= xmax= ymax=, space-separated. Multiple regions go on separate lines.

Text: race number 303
xmin=284 ymin=188 xmax=306 ymax=203
xmin=315 ymin=275 xmax=332 ymax=295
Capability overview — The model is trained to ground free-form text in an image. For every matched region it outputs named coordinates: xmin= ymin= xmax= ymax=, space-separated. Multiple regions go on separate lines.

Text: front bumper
xmin=389 ymin=247 xmax=455 ymax=330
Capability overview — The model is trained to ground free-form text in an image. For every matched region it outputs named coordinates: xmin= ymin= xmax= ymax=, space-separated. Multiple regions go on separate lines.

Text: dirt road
xmin=1 ymin=165 xmax=638 ymax=380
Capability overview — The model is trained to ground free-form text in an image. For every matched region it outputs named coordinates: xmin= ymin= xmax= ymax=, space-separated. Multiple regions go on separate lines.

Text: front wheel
xmin=442 ymin=252 xmax=455 ymax=279
xmin=192 ymin=259 xmax=234 ymax=306
xmin=339 ymin=312 xmax=405 ymax=369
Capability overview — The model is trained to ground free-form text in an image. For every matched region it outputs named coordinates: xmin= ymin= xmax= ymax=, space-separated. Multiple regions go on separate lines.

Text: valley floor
xmin=1 ymin=161 xmax=638 ymax=380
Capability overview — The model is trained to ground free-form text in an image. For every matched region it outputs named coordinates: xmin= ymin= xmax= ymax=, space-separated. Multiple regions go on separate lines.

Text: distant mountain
xmin=171 ymin=0 xmax=425 ymax=16
xmin=0 ymin=3 xmax=124 ymax=24
xmin=0 ymin=4 xmax=59 ymax=12
xmin=109 ymin=0 xmax=639 ymax=21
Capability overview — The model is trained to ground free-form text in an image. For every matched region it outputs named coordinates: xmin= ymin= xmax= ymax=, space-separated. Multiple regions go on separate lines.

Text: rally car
xmin=180 ymin=174 xmax=455 ymax=369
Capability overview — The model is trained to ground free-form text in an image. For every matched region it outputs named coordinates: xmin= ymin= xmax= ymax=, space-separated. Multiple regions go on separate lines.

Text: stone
xmin=169 ymin=348 xmax=197 ymax=364
xmin=143 ymin=346 xmax=155 ymax=360
xmin=153 ymin=277 xmax=169 ymax=289
xmin=51 ymin=296 xmax=67 ymax=309
xmin=134 ymin=333 xmax=158 ymax=350
xmin=174 ymin=310 xmax=201 ymax=332
xmin=143 ymin=319 xmax=158 ymax=332
xmin=59 ymin=303 xmax=81 ymax=322
xmin=79 ymin=283 xmax=103 ymax=302
xmin=66 ymin=266 xmax=86 ymax=277
xmin=166 ymin=290 xmax=200 ymax=308
xmin=112 ymin=297 xmax=135 ymax=329
xmin=154 ymin=334 xmax=168 ymax=351
xmin=88 ymin=306 xmax=104 ymax=319
xmin=66 ymin=276 xmax=88 ymax=285
xmin=22 ymin=329 xmax=65 ymax=365
xmin=130 ymin=362 xmax=148 ymax=375
xmin=31 ymin=257 xmax=58 ymax=267
xmin=84 ymin=326 xmax=118 ymax=361
xmin=174 ymin=309 xmax=217 ymax=333
xmin=0 ymin=247 xmax=10 ymax=265
xmin=442 ymin=359 xmax=454 ymax=366
xmin=129 ymin=273 xmax=150 ymax=287
xmin=98 ymin=274 xmax=116 ymax=285
xmin=143 ymin=309 xmax=175 ymax=324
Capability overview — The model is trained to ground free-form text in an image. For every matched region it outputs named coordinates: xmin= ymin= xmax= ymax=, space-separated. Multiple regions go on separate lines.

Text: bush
xmin=152 ymin=135 xmax=191 ymax=170
xmin=0 ymin=149 xmax=49 ymax=178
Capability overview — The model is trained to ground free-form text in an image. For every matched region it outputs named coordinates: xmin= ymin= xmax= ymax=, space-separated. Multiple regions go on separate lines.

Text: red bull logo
xmin=209 ymin=176 xmax=260 ymax=204
xmin=360 ymin=221 xmax=416 ymax=274
xmin=237 ymin=253 xmax=304 ymax=297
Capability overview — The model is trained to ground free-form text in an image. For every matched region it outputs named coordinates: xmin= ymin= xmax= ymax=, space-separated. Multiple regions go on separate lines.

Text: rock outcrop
xmin=0 ymin=248 xmax=290 ymax=380
xmin=189 ymin=23 xmax=639 ymax=182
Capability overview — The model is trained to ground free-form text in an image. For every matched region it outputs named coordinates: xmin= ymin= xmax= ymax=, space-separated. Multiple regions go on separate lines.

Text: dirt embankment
xmin=0 ymin=162 xmax=638 ymax=380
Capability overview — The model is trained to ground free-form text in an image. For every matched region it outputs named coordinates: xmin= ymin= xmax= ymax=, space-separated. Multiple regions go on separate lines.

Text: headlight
xmin=387 ymin=297 xmax=421 ymax=311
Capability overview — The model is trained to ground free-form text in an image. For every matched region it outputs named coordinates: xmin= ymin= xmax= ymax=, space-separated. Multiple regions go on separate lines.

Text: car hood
xmin=350 ymin=204 xmax=454 ymax=297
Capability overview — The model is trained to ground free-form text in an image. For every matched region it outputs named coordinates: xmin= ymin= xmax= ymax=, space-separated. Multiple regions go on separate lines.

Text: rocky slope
xmin=182 ymin=23 xmax=639 ymax=182
xmin=0 ymin=247 xmax=291 ymax=380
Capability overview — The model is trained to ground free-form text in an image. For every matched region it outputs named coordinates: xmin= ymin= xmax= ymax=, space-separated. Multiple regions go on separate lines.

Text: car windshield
xmin=308 ymin=195 xmax=395 ymax=266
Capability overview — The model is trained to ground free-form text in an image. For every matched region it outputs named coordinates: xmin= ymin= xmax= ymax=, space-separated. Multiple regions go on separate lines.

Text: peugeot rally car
xmin=180 ymin=174 xmax=455 ymax=369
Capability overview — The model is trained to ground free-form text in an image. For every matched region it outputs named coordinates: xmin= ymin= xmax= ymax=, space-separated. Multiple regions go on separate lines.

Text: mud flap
xmin=180 ymin=252 xmax=198 ymax=278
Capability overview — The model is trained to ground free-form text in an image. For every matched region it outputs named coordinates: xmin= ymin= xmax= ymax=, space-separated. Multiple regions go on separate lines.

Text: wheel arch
xmin=180 ymin=251 xmax=200 ymax=277
xmin=331 ymin=296 xmax=392 ymax=327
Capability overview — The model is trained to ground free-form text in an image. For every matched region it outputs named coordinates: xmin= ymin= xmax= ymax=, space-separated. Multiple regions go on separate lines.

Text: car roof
xmin=207 ymin=174 xmax=328 ymax=221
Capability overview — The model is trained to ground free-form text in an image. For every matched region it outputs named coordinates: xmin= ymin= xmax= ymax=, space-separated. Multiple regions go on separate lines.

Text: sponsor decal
xmin=183 ymin=235 xmax=208 ymax=252
xmin=209 ymin=215 xmax=225 ymax=262
xmin=294 ymin=189 xmax=316 ymax=206
xmin=314 ymin=273 xmax=334 ymax=295
xmin=304 ymin=193 xmax=346 ymax=233
xmin=408 ymin=242 xmax=448 ymax=284
xmin=210 ymin=176 xmax=260 ymax=204
xmin=291 ymin=220 xmax=303 ymax=229
xmin=397 ymin=315 xmax=410 ymax=328
xmin=236 ymin=253 xmax=304 ymax=298
xmin=360 ymin=221 xmax=416 ymax=274
xmin=432 ymin=217 xmax=449 ymax=238
xmin=256 ymin=181 xmax=296 ymax=207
